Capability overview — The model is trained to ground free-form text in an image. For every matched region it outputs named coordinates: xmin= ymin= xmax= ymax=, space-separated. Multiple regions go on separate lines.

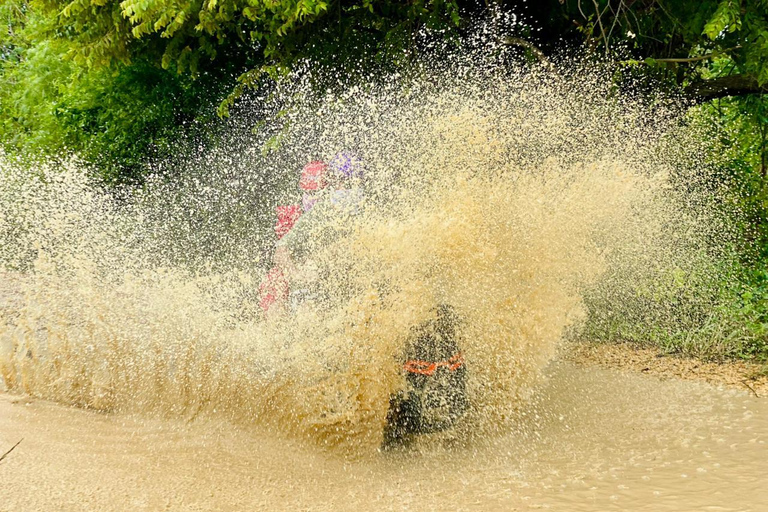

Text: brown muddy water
xmin=2 ymin=360 xmax=765 ymax=512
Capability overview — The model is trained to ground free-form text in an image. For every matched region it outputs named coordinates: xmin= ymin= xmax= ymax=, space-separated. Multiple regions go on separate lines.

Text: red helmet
xmin=299 ymin=161 xmax=328 ymax=191
xmin=275 ymin=204 xmax=301 ymax=239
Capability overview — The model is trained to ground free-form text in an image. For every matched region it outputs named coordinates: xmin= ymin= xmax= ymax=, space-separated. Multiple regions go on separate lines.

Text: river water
xmin=2 ymin=360 xmax=765 ymax=511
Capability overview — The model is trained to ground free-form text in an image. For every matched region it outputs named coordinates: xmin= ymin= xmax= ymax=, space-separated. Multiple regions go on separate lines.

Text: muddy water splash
xmin=0 ymin=57 xmax=727 ymax=453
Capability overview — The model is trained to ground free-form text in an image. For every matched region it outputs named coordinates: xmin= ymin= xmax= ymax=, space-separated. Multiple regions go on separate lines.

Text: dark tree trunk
xmin=685 ymin=74 xmax=768 ymax=102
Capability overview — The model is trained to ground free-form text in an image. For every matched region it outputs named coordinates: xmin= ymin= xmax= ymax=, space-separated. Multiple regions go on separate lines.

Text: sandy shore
xmin=566 ymin=341 xmax=768 ymax=397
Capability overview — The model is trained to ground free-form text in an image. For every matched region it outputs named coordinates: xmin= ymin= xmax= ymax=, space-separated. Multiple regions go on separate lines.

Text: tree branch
xmin=653 ymin=45 xmax=742 ymax=64
xmin=0 ymin=439 xmax=23 ymax=464
xmin=685 ymin=74 xmax=768 ymax=102
xmin=592 ymin=0 xmax=609 ymax=56
xmin=502 ymin=37 xmax=556 ymax=72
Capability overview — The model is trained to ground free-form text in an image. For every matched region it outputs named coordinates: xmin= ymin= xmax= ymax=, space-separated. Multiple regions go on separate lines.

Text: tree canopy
xmin=0 ymin=0 xmax=462 ymax=181
xmin=1 ymin=0 xmax=768 ymax=181
xmin=553 ymin=0 xmax=768 ymax=98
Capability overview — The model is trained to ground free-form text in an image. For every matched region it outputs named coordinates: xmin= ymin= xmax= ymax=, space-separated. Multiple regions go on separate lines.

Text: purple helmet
xmin=329 ymin=152 xmax=363 ymax=179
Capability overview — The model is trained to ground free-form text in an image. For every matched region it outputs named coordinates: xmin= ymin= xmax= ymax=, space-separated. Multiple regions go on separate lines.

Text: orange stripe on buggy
xmin=403 ymin=353 xmax=464 ymax=376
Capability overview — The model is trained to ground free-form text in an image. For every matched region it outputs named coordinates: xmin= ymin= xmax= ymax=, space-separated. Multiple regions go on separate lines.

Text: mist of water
xmin=0 ymin=40 xmax=733 ymax=453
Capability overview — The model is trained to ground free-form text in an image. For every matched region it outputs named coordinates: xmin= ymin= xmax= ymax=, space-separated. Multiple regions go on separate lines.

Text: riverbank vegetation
xmin=2 ymin=0 xmax=768 ymax=361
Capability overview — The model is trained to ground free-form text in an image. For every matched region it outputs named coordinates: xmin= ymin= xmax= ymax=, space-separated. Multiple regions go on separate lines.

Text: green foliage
xmin=0 ymin=0 xmax=461 ymax=180
xmin=0 ymin=25 xmax=232 ymax=183
xmin=581 ymin=257 xmax=768 ymax=362
xmin=540 ymin=1 xmax=768 ymax=360
xmin=686 ymin=94 xmax=767 ymax=235
xmin=53 ymin=60 xmax=227 ymax=184
xmin=702 ymin=0 xmax=768 ymax=84
xmin=549 ymin=0 xmax=768 ymax=89
xmin=703 ymin=0 xmax=742 ymax=40
xmin=11 ymin=0 xmax=462 ymax=77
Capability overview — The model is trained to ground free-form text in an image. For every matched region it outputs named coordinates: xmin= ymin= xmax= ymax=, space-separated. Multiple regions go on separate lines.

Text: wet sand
xmin=2 ymin=358 xmax=766 ymax=512
xmin=567 ymin=341 xmax=768 ymax=396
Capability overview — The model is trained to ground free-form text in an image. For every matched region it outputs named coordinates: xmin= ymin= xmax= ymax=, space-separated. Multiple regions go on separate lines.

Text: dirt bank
xmin=566 ymin=341 xmax=768 ymax=397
